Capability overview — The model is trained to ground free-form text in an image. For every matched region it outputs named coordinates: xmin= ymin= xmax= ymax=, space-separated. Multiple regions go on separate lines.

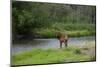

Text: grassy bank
xmin=12 ymin=42 xmax=95 ymax=65
xmin=34 ymin=23 xmax=95 ymax=38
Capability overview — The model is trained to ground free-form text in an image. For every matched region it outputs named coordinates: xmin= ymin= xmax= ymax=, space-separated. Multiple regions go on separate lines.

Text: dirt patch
xmin=81 ymin=47 xmax=95 ymax=56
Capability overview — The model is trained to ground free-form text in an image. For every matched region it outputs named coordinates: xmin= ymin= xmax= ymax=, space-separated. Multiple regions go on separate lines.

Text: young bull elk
xmin=56 ymin=32 xmax=68 ymax=48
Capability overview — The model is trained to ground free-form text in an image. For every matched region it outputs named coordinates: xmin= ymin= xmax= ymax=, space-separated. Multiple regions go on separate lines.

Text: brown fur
xmin=56 ymin=32 xmax=68 ymax=48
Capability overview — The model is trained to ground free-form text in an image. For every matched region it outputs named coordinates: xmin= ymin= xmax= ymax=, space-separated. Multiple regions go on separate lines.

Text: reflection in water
xmin=11 ymin=36 xmax=95 ymax=54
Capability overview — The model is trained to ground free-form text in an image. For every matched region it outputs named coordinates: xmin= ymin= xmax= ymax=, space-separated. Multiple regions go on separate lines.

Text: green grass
xmin=34 ymin=23 xmax=95 ymax=38
xmin=12 ymin=45 xmax=95 ymax=65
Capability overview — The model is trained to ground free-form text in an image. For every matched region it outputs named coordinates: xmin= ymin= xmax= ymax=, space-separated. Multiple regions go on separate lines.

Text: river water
xmin=11 ymin=36 xmax=95 ymax=54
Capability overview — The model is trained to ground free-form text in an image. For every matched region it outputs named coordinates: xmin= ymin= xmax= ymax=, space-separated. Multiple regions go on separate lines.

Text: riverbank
xmin=34 ymin=24 xmax=95 ymax=38
xmin=12 ymin=23 xmax=96 ymax=40
xmin=35 ymin=29 xmax=95 ymax=38
xmin=11 ymin=41 xmax=95 ymax=65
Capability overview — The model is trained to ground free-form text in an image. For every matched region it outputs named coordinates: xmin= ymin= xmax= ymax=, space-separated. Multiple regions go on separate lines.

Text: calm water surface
xmin=11 ymin=36 xmax=95 ymax=54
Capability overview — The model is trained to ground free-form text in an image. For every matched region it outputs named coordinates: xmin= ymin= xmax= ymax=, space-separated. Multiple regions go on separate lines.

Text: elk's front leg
xmin=65 ymin=39 xmax=68 ymax=47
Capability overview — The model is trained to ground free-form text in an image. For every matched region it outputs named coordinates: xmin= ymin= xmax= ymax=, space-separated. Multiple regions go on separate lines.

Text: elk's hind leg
xmin=60 ymin=41 xmax=62 ymax=48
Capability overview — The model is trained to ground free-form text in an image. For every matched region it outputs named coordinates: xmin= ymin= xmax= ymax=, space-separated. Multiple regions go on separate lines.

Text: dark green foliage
xmin=12 ymin=1 xmax=96 ymax=38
